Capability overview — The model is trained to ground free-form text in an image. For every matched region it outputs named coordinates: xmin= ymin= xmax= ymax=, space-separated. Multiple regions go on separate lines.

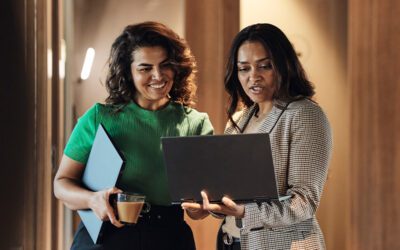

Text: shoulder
xmin=77 ymin=103 xmax=100 ymax=123
xmin=285 ymin=98 xmax=331 ymax=134
xmin=88 ymin=102 xmax=128 ymax=118
xmin=78 ymin=103 xmax=129 ymax=127
xmin=285 ymin=98 xmax=327 ymax=119
xmin=171 ymin=103 xmax=213 ymax=134
xmin=92 ymin=102 xmax=120 ymax=114
xmin=81 ymin=102 xmax=108 ymax=116
xmin=173 ymin=102 xmax=210 ymax=121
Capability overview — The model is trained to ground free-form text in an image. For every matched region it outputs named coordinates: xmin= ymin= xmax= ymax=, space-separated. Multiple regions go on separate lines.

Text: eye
xmin=138 ymin=67 xmax=152 ymax=72
xmin=259 ymin=62 xmax=273 ymax=70
xmin=160 ymin=62 xmax=173 ymax=70
xmin=238 ymin=67 xmax=250 ymax=72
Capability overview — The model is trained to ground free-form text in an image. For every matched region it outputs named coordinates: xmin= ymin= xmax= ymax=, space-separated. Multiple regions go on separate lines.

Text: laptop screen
xmin=161 ymin=133 xmax=279 ymax=204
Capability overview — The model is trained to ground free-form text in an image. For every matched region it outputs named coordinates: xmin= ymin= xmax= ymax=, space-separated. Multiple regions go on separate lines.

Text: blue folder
xmin=77 ymin=124 xmax=124 ymax=244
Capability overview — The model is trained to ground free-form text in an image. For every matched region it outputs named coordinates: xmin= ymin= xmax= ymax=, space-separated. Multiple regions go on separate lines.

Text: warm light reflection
xmin=59 ymin=39 xmax=66 ymax=79
xmin=80 ymin=48 xmax=95 ymax=80
xmin=47 ymin=49 xmax=52 ymax=79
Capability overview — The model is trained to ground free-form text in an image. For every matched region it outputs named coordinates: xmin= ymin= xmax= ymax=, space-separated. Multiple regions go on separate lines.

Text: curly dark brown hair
xmin=105 ymin=21 xmax=197 ymax=107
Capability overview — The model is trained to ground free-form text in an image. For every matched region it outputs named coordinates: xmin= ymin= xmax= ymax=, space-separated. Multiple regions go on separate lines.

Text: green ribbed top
xmin=64 ymin=101 xmax=213 ymax=205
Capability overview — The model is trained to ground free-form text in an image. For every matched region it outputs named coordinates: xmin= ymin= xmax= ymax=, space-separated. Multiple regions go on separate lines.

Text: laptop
xmin=77 ymin=124 xmax=125 ymax=244
xmin=161 ymin=133 xmax=289 ymax=204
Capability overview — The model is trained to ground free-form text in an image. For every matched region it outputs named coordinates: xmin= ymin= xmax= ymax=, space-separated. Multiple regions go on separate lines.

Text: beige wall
xmin=241 ymin=1 xmax=349 ymax=249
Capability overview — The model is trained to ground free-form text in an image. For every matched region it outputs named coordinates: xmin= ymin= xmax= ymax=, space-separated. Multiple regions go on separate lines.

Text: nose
xmin=152 ymin=67 xmax=162 ymax=80
xmin=249 ymin=68 xmax=261 ymax=82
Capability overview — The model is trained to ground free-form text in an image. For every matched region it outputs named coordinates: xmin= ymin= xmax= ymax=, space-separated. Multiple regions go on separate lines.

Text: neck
xmin=257 ymin=101 xmax=273 ymax=116
xmin=134 ymin=97 xmax=170 ymax=111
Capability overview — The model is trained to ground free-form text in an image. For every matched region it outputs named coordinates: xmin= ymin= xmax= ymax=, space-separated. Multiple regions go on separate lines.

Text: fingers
xmin=221 ymin=196 xmax=237 ymax=209
xmin=181 ymin=200 xmax=210 ymax=220
xmin=202 ymin=194 xmax=245 ymax=218
xmin=92 ymin=188 xmax=124 ymax=227
xmin=201 ymin=191 xmax=214 ymax=210
xmin=182 ymin=191 xmax=244 ymax=218
xmin=222 ymin=196 xmax=245 ymax=218
xmin=201 ymin=191 xmax=225 ymax=213
xmin=181 ymin=202 xmax=202 ymax=210
xmin=107 ymin=209 xmax=124 ymax=227
xmin=108 ymin=188 xmax=124 ymax=227
xmin=109 ymin=187 xmax=123 ymax=194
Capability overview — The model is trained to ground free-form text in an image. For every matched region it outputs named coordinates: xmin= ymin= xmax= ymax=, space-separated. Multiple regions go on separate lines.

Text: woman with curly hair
xmin=54 ymin=21 xmax=213 ymax=250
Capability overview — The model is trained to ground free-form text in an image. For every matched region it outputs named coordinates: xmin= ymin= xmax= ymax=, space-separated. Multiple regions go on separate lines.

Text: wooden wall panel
xmin=184 ymin=1 xmax=239 ymax=249
xmin=349 ymin=0 xmax=400 ymax=249
xmin=185 ymin=0 xmax=239 ymax=134
xmin=0 ymin=0 xmax=35 ymax=249
xmin=0 ymin=0 xmax=63 ymax=249
xmin=0 ymin=0 xmax=57 ymax=249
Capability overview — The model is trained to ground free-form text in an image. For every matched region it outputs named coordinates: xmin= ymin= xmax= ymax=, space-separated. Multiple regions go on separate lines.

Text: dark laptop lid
xmin=161 ymin=133 xmax=279 ymax=204
xmin=77 ymin=123 xmax=125 ymax=244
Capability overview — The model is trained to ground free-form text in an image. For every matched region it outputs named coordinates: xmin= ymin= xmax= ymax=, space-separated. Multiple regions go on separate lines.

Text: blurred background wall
xmin=1 ymin=0 xmax=399 ymax=249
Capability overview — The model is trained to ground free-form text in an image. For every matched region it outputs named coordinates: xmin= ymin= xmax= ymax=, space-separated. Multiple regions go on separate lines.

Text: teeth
xmin=149 ymin=82 xmax=166 ymax=89
xmin=250 ymin=86 xmax=262 ymax=91
xmin=249 ymin=86 xmax=263 ymax=94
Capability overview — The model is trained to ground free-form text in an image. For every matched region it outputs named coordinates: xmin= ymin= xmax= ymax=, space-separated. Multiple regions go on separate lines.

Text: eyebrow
xmin=137 ymin=58 xmax=170 ymax=67
xmin=237 ymin=57 xmax=271 ymax=64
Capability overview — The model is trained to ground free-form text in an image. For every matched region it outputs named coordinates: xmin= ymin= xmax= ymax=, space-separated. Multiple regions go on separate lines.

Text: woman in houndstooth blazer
xmin=182 ymin=23 xmax=332 ymax=250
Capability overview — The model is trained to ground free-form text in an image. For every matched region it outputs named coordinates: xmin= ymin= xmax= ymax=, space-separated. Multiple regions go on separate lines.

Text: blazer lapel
xmin=236 ymin=105 xmax=256 ymax=132
xmin=258 ymin=106 xmax=280 ymax=134
xmin=259 ymin=101 xmax=290 ymax=134
xmin=225 ymin=101 xmax=289 ymax=134
xmin=225 ymin=105 xmax=256 ymax=134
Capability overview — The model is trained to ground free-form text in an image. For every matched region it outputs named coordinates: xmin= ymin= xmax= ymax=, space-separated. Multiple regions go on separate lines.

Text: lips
xmin=148 ymin=81 xmax=168 ymax=89
xmin=249 ymin=85 xmax=264 ymax=94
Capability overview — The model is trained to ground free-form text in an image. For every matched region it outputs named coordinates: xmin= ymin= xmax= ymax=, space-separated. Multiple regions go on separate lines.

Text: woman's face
xmin=237 ymin=41 xmax=276 ymax=105
xmin=131 ymin=46 xmax=174 ymax=110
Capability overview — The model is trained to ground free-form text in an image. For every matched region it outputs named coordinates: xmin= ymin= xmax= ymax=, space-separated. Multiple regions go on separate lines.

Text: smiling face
xmin=237 ymin=41 xmax=276 ymax=112
xmin=131 ymin=46 xmax=175 ymax=110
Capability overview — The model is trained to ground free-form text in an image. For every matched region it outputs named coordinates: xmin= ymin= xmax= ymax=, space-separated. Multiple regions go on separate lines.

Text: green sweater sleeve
xmin=200 ymin=114 xmax=214 ymax=135
xmin=64 ymin=104 xmax=99 ymax=163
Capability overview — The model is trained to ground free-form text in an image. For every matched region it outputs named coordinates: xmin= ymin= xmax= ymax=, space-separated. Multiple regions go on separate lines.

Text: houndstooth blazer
xmin=225 ymin=98 xmax=332 ymax=250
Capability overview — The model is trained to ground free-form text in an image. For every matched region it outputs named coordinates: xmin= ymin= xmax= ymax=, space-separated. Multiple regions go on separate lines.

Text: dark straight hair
xmin=224 ymin=23 xmax=315 ymax=130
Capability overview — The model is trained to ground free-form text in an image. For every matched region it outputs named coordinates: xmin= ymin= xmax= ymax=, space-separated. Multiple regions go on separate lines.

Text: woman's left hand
xmin=182 ymin=191 xmax=245 ymax=218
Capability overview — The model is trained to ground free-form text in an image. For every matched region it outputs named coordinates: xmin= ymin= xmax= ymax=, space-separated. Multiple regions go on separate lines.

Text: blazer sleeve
xmin=240 ymin=104 xmax=333 ymax=234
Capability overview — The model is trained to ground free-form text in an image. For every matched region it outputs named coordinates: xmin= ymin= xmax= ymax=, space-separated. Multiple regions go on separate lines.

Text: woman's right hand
xmin=88 ymin=187 xmax=124 ymax=228
xmin=54 ymin=155 xmax=124 ymax=227
xmin=181 ymin=201 xmax=210 ymax=220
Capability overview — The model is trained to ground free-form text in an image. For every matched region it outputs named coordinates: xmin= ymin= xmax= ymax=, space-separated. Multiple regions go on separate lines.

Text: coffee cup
xmin=116 ymin=192 xmax=150 ymax=224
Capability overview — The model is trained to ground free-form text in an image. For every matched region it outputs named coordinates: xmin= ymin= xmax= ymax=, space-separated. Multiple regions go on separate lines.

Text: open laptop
xmin=161 ymin=133 xmax=289 ymax=204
